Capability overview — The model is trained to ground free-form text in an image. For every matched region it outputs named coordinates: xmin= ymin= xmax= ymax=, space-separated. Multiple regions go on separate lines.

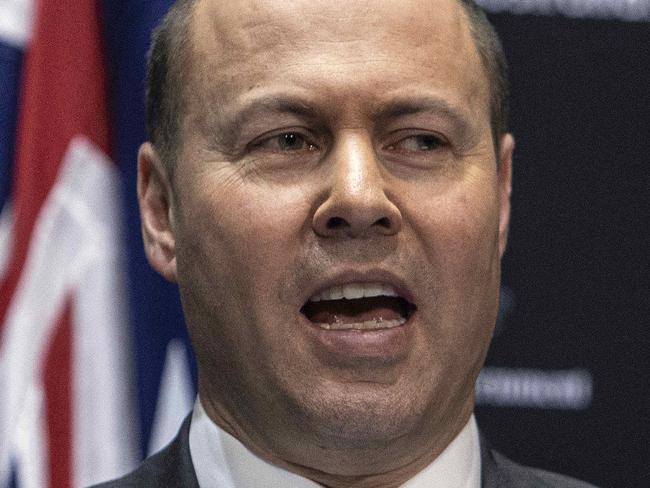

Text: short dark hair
xmin=146 ymin=0 xmax=509 ymax=171
xmin=145 ymin=0 xmax=195 ymax=174
xmin=459 ymin=0 xmax=510 ymax=151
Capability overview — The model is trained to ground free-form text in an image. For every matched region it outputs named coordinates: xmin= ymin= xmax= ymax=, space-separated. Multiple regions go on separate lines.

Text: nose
xmin=312 ymin=134 xmax=402 ymax=238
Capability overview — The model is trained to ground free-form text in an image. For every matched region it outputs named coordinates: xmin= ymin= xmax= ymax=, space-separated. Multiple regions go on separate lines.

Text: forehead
xmin=187 ymin=0 xmax=488 ymax=126
xmin=192 ymin=0 xmax=469 ymax=51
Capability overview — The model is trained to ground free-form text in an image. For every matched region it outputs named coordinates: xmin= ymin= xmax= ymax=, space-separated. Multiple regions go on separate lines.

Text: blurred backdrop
xmin=0 ymin=1 xmax=647 ymax=487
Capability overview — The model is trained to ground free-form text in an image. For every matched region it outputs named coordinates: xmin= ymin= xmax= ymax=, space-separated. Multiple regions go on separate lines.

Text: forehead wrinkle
xmin=193 ymin=0 xmax=297 ymax=63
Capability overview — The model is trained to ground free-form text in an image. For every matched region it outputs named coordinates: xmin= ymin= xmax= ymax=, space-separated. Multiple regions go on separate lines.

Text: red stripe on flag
xmin=43 ymin=299 xmax=73 ymax=488
xmin=0 ymin=0 xmax=110 ymax=332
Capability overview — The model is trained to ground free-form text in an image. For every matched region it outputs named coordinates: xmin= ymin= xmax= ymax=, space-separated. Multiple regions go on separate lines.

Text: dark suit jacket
xmin=91 ymin=416 xmax=598 ymax=488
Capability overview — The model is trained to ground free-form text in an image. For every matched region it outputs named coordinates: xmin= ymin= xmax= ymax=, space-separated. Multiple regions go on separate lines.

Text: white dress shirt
xmin=189 ymin=397 xmax=481 ymax=488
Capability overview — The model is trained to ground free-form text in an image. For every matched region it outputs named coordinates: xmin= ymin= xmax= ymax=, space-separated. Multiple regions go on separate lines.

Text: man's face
xmin=141 ymin=0 xmax=513 ymax=476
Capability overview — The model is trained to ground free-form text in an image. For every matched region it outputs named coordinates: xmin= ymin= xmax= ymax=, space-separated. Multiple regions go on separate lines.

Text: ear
xmin=138 ymin=142 xmax=178 ymax=282
xmin=497 ymin=133 xmax=515 ymax=258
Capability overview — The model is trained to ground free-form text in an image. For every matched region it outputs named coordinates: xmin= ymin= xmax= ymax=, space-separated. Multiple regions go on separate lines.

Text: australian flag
xmin=0 ymin=1 xmax=195 ymax=486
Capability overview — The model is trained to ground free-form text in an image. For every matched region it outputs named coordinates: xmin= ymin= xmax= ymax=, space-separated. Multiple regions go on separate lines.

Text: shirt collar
xmin=189 ymin=397 xmax=481 ymax=488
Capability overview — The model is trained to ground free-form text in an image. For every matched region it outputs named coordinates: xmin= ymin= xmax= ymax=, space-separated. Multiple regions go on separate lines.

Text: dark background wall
xmin=476 ymin=14 xmax=649 ymax=488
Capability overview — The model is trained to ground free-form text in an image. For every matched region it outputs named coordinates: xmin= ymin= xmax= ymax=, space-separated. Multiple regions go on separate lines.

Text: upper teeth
xmin=309 ymin=283 xmax=399 ymax=302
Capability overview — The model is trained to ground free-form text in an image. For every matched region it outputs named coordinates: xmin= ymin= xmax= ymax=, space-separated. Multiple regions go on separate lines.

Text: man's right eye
xmin=255 ymin=132 xmax=318 ymax=152
xmin=278 ymin=132 xmax=306 ymax=150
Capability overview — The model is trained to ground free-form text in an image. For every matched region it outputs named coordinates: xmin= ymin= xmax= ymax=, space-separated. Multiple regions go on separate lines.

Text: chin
xmin=287 ymin=380 xmax=431 ymax=450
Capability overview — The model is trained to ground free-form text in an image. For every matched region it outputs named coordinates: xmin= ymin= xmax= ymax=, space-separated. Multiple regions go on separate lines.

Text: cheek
xmin=173 ymin=177 xmax=314 ymax=379
xmin=223 ymin=187 xmax=310 ymax=278
xmin=407 ymin=185 xmax=500 ymax=405
xmin=404 ymin=173 xmax=502 ymax=348
xmin=409 ymin=174 xmax=501 ymax=278
xmin=175 ymin=176 xmax=311 ymax=307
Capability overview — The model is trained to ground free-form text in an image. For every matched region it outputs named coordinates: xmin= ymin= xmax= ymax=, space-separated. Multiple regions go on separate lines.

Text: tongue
xmin=303 ymin=296 xmax=405 ymax=325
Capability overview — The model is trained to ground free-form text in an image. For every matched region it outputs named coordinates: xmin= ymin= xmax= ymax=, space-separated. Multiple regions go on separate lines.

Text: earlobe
xmin=497 ymin=133 xmax=515 ymax=258
xmin=138 ymin=142 xmax=178 ymax=282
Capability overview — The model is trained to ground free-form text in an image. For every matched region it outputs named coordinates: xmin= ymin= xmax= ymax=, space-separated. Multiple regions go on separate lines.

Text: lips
xmin=300 ymin=282 xmax=417 ymax=331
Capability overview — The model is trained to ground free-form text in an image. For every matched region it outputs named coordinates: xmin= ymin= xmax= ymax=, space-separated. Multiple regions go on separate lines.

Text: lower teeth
xmin=317 ymin=318 xmax=406 ymax=331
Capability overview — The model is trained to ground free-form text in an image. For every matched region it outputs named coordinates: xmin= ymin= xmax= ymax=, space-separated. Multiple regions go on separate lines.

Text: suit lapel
xmin=170 ymin=414 xmax=201 ymax=487
xmin=480 ymin=434 xmax=517 ymax=488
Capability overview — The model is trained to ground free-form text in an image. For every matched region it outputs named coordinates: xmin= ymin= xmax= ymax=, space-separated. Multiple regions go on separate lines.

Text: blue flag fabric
xmin=0 ymin=41 xmax=21 ymax=211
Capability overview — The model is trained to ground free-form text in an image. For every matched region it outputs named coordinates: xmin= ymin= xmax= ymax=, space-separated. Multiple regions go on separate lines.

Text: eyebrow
xmin=374 ymin=96 xmax=475 ymax=138
xmin=232 ymin=97 xmax=319 ymax=122
xmin=210 ymin=96 xmax=319 ymax=150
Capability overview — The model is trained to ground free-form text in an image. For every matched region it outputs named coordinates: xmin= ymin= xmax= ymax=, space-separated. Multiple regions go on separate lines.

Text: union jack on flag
xmin=0 ymin=1 xmax=196 ymax=487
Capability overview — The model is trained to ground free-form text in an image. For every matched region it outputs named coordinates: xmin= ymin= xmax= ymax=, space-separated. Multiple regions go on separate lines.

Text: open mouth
xmin=300 ymin=282 xmax=417 ymax=331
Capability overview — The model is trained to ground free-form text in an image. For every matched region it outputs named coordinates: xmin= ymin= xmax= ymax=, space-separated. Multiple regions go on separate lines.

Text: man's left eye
xmin=388 ymin=134 xmax=445 ymax=152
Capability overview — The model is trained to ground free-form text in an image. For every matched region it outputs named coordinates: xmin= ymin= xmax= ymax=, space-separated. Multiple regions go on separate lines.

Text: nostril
xmin=375 ymin=217 xmax=391 ymax=229
xmin=327 ymin=217 xmax=349 ymax=229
